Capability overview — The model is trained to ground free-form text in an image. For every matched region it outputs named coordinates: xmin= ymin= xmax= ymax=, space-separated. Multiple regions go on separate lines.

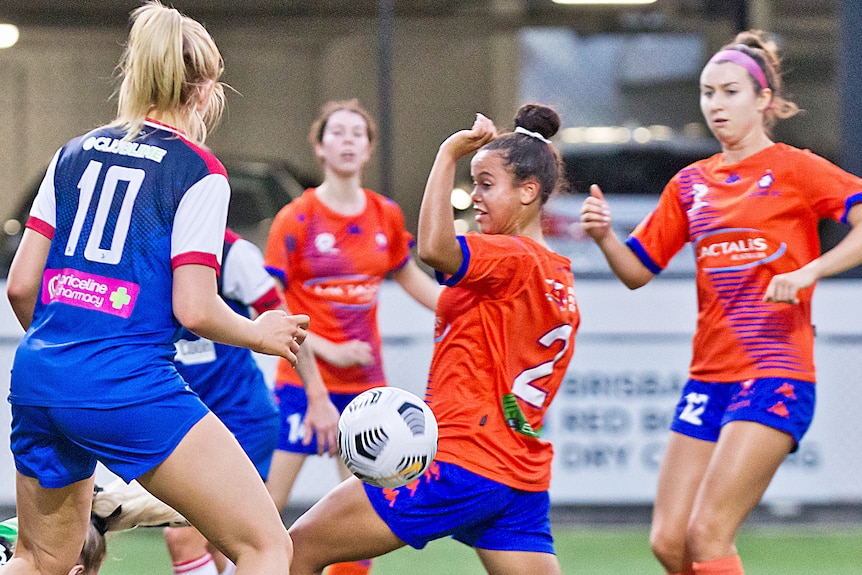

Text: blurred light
xmin=450 ymin=187 xmax=472 ymax=211
xmin=632 ymin=126 xmax=652 ymax=144
xmin=560 ymin=124 xmax=700 ymax=146
xmin=553 ymin=0 xmax=657 ymax=4
xmin=0 ymin=23 xmax=19 ymax=49
xmin=583 ymin=126 xmax=620 ymax=144
xmin=614 ymin=127 xmax=632 ymax=143
xmin=648 ymin=124 xmax=673 ymax=141
xmin=453 ymin=218 xmax=471 ymax=235
xmin=3 ymin=219 xmax=21 ymax=236
xmin=683 ymin=122 xmax=708 ymax=138
xmin=559 ymin=127 xmax=586 ymax=144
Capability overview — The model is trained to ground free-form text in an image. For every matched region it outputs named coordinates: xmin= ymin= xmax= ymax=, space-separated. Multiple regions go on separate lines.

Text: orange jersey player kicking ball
xmin=286 ymin=103 xmax=580 ymax=575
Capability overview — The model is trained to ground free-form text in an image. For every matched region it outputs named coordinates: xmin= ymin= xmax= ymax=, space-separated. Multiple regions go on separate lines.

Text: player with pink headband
xmin=706 ymin=47 xmax=769 ymax=91
xmin=581 ymin=30 xmax=862 ymax=575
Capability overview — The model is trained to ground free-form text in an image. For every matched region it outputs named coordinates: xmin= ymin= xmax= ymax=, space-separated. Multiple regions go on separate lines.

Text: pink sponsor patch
xmin=42 ymin=268 xmax=139 ymax=318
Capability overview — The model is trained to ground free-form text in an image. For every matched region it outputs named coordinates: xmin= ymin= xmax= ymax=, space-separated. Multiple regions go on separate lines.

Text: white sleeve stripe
xmin=30 ymin=149 xmax=62 ymax=228
xmin=221 ymin=238 xmax=278 ymax=305
xmin=172 ymin=173 xmax=230 ymax=263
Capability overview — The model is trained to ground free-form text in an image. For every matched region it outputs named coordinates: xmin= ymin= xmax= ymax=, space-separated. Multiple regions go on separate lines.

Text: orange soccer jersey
xmin=264 ymin=188 xmax=413 ymax=394
xmin=429 ymin=233 xmax=579 ymax=492
xmin=628 ymin=143 xmax=862 ymax=383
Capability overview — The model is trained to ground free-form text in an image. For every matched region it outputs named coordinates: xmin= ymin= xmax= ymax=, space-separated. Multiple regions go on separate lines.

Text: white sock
xmin=173 ymin=553 xmax=219 ymax=575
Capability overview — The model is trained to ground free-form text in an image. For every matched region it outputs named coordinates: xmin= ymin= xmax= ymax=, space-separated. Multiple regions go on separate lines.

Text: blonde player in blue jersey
xmin=4 ymin=2 xmax=307 ymax=574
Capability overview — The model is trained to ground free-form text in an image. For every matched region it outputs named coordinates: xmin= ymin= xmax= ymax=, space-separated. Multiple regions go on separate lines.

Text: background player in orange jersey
xmin=580 ymin=30 xmax=862 ymax=575
xmin=264 ymin=99 xmax=440 ymax=575
xmin=286 ymin=103 xmax=580 ymax=575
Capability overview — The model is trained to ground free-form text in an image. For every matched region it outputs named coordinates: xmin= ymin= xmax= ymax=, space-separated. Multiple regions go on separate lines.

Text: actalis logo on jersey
xmin=694 ymin=228 xmax=786 ymax=272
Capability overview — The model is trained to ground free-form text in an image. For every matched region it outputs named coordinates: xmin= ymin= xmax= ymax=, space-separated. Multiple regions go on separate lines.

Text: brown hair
xmin=111 ymin=0 xmax=226 ymax=144
xmin=482 ymin=103 xmax=569 ymax=205
xmin=308 ymin=99 xmax=378 ymax=153
xmin=77 ymin=519 xmax=107 ymax=574
xmin=714 ymin=30 xmax=800 ymax=131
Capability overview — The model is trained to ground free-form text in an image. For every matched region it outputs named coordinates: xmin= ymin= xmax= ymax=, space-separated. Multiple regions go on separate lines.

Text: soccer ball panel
xmin=338 ymin=387 xmax=438 ymax=488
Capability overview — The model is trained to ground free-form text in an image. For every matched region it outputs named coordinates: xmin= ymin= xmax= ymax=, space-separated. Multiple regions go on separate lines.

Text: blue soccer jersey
xmin=173 ymin=230 xmax=281 ymax=429
xmin=10 ymin=120 xmax=229 ymax=407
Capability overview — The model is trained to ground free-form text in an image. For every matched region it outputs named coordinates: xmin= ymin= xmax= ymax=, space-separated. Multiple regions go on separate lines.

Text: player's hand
xmin=439 ymin=113 xmax=497 ymax=160
xmin=321 ymin=339 xmax=374 ymax=368
xmin=253 ymin=311 xmax=309 ymax=367
xmin=579 ymin=184 xmax=613 ymax=241
xmin=763 ymin=267 xmax=816 ymax=304
xmin=303 ymin=396 xmax=341 ymax=456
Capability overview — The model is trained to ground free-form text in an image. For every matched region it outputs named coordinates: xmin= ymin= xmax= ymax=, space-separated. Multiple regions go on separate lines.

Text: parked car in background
xmin=220 ymin=156 xmax=314 ymax=250
xmin=0 ymin=156 xmax=315 ymax=278
xmin=544 ymin=137 xmax=721 ymax=278
xmin=453 ymin=135 xmax=861 ymax=278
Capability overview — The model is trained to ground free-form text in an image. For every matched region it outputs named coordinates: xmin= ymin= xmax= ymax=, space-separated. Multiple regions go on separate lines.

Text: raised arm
xmin=418 ymin=113 xmax=496 ymax=275
xmin=391 ymin=258 xmax=440 ymax=312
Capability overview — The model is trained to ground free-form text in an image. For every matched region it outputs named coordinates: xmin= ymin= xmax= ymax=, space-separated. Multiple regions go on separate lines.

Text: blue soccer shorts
xmin=364 ymin=460 xmax=555 ymax=554
xmin=229 ymin=410 xmax=279 ymax=480
xmin=11 ymin=388 xmax=209 ymax=488
xmin=274 ymin=385 xmax=358 ymax=455
xmin=670 ymin=377 xmax=815 ymax=448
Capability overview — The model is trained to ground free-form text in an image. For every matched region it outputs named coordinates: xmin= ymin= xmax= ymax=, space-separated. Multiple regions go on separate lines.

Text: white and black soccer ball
xmin=338 ymin=386 xmax=438 ymax=488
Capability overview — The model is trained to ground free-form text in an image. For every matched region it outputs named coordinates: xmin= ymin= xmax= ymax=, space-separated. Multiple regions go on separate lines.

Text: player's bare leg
xmin=687 ymin=421 xmax=793 ymax=563
xmin=477 ymin=548 xmax=562 ymax=575
xmin=266 ymin=451 xmax=308 ymax=511
xmin=139 ymin=413 xmax=292 ymax=574
xmin=4 ymin=474 xmax=94 ymax=575
xmin=289 ymin=477 xmax=404 ymax=575
xmin=651 ymin=432 xmax=715 ymax=573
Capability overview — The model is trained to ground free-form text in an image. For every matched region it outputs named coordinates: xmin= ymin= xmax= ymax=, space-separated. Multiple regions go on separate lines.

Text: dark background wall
xmin=0 ymin=0 xmax=845 ymax=233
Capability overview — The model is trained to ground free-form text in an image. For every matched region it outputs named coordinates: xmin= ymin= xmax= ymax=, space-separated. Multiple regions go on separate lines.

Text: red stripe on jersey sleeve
xmin=25 ymin=216 xmax=55 ymax=240
xmin=251 ymin=286 xmax=285 ymax=314
xmin=172 ymin=252 xmax=221 ymax=277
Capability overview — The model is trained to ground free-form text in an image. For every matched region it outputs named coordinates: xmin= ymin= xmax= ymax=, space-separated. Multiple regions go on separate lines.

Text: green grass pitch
xmin=99 ymin=524 xmax=862 ymax=574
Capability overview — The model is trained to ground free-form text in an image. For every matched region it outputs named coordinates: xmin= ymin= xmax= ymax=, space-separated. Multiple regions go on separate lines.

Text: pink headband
xmin=707 ymin=49 xmax=768 ymax=90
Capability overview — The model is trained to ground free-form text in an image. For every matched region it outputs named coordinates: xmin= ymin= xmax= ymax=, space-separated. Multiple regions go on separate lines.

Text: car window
xmin=543 ymin=193 xmax=696 ymax=278
xmin=561 ymin=144 xmax=719 ymax=197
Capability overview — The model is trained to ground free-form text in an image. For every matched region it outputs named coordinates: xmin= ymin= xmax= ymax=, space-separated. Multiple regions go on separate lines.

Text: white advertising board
xmin=1 ymin=279 xmax=861 ymax=506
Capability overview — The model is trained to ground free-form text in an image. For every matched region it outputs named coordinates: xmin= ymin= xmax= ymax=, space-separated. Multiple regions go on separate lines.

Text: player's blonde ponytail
xmin=112 ymin=0 xmax=226 ymax=144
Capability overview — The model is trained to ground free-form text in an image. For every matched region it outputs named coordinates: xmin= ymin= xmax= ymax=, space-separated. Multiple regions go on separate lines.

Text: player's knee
xmin=230 ymin=526 xmax=293 ymax=567
xmin=650 ymin=523 xmax=686 ymax=566
xmin=685 ymin=511 xmax=726 ymax=558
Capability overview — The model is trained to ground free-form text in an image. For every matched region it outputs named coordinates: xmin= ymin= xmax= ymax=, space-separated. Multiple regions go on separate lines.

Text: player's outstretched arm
xmin=173 ymin=263 xmax=307 ymax=366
